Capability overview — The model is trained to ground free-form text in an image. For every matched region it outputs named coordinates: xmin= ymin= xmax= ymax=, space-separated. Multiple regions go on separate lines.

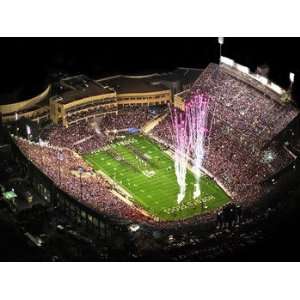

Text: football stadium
xmin=2 ymin=55 xmax=300 ymax=237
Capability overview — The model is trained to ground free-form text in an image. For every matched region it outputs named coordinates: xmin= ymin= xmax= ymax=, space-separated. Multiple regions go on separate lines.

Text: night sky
xmin=1 ymin=37 xmax=300 ymax=103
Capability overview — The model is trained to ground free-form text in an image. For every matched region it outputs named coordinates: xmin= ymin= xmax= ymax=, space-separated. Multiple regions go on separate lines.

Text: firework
xmin=170 ymin=92 xmax=212 ymax=203
xmin=185 ymin=93 xmax=211 ymax=199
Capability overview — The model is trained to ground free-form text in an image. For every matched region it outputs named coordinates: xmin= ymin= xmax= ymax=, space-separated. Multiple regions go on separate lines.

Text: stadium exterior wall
xmin=49 ymin=92 xmax=117 ymax=127
xmin=0 ymin=85 xmax=51 ymax=115
xmin=116 ymin=90 xmax=172 ymax=106
xmin=0 ymin=75 xmax=172 ymax=127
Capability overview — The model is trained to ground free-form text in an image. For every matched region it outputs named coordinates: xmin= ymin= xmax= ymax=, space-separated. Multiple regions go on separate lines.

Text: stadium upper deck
xmin=175 ymin=62 xmax=299 ymax=149
xmin=98 ymin=68 xmax=202 ymax=94
xmin=49 ymin=75 xmax=117 ymax=127
xmin=97 ymin=74 xmax=167 ymax=94
xmin=1 ymin=68 xmax=202 ymax=128
xmin=49 ymin=70 xmax=203 ymax=127
xmin=154 ymin=60 xmax=300 ymax=205
xmin=97 ymin=75 xmax=171 ymax=107
xmin=97 ymin=68 xmax=202 ymax=107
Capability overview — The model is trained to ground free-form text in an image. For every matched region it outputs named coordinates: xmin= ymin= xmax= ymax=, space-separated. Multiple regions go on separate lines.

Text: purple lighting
xmin=170 ymin=92 xmax=212 ymax=203
xmin=170 ymin=106 xmax=189 ymax=204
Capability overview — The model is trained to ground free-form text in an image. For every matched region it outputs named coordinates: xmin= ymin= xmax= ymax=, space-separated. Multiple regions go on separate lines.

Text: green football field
xmin=83 ymin=135 xmax=230 ymax=221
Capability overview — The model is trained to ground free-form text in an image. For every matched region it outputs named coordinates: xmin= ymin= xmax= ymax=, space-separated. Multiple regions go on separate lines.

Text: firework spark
xmin=170 ymin=92 xmax=212 ymax=203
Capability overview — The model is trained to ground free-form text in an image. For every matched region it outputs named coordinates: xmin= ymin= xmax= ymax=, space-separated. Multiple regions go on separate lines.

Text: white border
xmin=0 ymin=263 xmax=299 ymax=300
xmin=1 ymin=1 xmax=300 ymax=299
xmin=0 ymin=0 xmax=300 ymax=36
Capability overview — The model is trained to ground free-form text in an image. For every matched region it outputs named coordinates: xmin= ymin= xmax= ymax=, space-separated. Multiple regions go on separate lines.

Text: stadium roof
xmin=97 ymin=68 xmax=202 ymax=94
xmin=157 ymin=67 xmax=203 ymax=85
xmin=54 ymin=75 xmax=113 ymax=104
xmin=97 ymin=75 xmax=169 ymax=94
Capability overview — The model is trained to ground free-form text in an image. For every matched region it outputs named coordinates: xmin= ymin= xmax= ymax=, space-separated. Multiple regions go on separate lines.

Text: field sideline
xmin=83 ymin=134 xmax=229 ymax=221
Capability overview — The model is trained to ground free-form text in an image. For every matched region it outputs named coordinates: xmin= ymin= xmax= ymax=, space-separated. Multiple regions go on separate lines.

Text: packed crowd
xmin=150 ymin=114 xmax=174 ymax=146
xmin=41 ymin=122 xmax=110 ymax=154
xmin=14 ymin=136 xmax=222 ymax=228
xmin=193 ymin=63 xmax=299 ymax=148
xmin=150 ymin=64 xmax=298 ymax=205
xmin=66 ymin=105 xmax=114 ymax=124
xmin=42 ymin=106 xmax=154 ymax=154
xmin=101 ymin=106 xmax=152 ymax=130
xmin=14 ymin=137 xmax=153 ymax=224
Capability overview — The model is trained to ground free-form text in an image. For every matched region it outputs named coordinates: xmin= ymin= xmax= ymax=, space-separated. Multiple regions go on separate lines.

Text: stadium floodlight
xmin=15 ymin=112 xmax=19 ymax=134
xmin=26 ymin=125 xmax=31 ymax=135
xmin=26 ymin=125 xmax=31 ymax=139
xmin=289 ymin=72 xmax=295 ymax=83
xmin=236 ymin=64 xmax=250 ymax=74
xmin=221 ymin=56 xmax=234 ymax=67
xmin=270 ymin=82 xmax=283 ymax=95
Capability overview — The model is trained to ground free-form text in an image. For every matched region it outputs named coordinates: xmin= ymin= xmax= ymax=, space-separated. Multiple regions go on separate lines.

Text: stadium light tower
xmin=290 ymin=72 xmax=295 ymax=89
xmin=218 ymin=37 xmax=224 ymax=63
xmin=15 ymin=112 xmax=19 ymax=135
xmin=288 ymin=72 xmax=295 ymax=100
xmin=290 ymin=72 xmax=295 ymax=84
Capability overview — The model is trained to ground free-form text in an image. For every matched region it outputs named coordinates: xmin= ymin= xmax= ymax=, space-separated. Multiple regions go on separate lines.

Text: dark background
xmin=1 ymin=37 xmax=300 ymax=103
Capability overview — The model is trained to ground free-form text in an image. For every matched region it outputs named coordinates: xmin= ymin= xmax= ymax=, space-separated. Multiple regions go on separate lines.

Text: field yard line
xmin=86 ymin=158 xmax=157 ymax=218
xmin=82 ymin=134 xmax=230 ymax=221
xmin=88 ymin=156 xmax=157 ymax=213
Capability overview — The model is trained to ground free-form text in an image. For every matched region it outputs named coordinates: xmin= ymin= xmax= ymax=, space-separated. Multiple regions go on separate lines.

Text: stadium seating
xmin=15 ymin=137 xmax=154 ymax=224
xmin=151 ymin=63 xmax=298 ymax=205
